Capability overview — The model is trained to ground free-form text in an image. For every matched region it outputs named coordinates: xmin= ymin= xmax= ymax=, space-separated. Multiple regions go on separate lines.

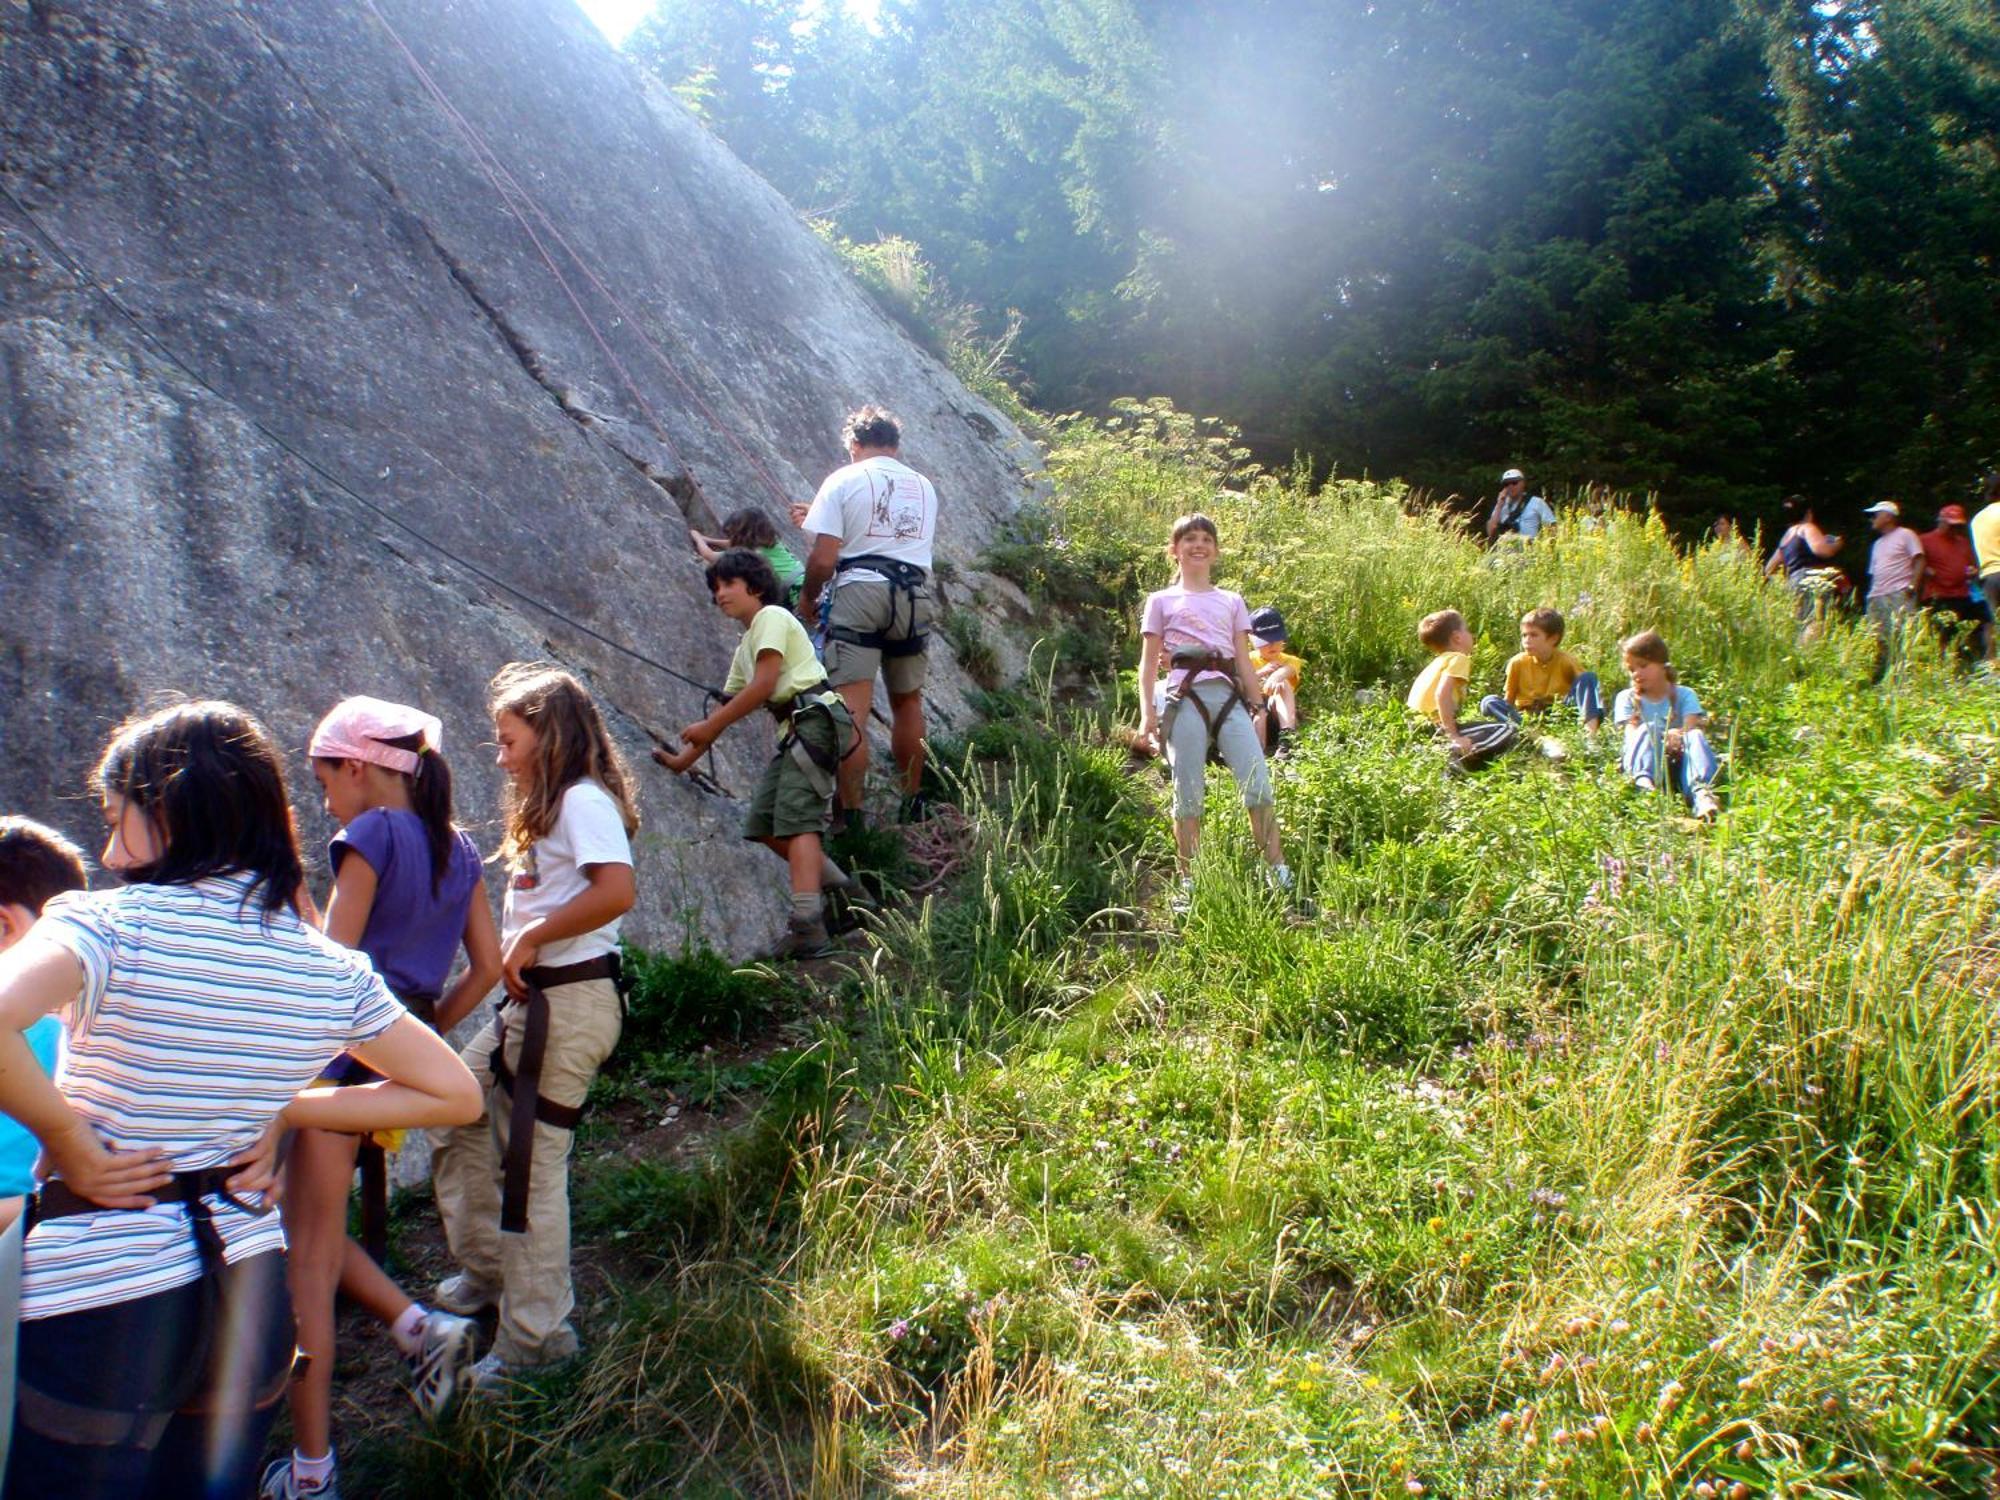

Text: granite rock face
xmin=0 ymin=0 xmax=1042 ymax=955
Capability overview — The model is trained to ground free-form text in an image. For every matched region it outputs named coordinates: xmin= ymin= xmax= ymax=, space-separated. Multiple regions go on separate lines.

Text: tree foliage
xmin=629 ymin=0 xmax=2000 ymax=524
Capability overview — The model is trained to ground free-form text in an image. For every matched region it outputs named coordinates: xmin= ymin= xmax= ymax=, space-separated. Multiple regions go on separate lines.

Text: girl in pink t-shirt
xmin=1136 ymin=513 xmax=1291 ymax=908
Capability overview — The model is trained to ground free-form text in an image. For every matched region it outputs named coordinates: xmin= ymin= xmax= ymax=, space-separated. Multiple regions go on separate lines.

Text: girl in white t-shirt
xmin=0 ymin=701 xmax=481 ymax=1499
xmin=1135 ymin=513 xmax=1291 ymax=907
xmin=430 ymin=664 xmax=638 ymax=1391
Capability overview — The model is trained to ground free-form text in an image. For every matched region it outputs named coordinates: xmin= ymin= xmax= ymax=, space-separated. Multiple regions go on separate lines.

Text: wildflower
xmin=1634 ymin=1421 xmax=1654 ymax=1443
xmin=1405 ymin=1482 xmax=1426 ymax=1497
xmin=1609 ymin=1319 xmax=1631 ymax=1336
xmin=1426 ymin=1216 xmax=1446 ymax=1233
xmin=888 ymin=1319 xmax=910 ymax=1342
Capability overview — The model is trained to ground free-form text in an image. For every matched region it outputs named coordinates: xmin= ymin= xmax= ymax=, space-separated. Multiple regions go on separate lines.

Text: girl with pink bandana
xmin=262 ymin=698 xmax=502 ymax=1500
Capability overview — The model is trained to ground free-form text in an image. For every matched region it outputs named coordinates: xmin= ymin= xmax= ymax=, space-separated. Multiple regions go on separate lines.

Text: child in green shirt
xmin=655 ymin=550 xmax=855 ymax=955
xmin=689 ymin=509 xmax=806 ymax=610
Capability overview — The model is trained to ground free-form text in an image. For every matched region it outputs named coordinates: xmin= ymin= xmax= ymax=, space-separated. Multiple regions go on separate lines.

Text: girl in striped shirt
xmin=260 ymin=698 xmax=504 ymax=1500
xmin=0 ymin=701 xmax=482 ymax=1500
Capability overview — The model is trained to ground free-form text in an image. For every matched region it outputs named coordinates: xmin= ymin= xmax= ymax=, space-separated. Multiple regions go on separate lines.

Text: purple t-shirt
xmin=1141 ymin=584 xmax=1252 ymax=688
xmin=331 ymin=808 xmax=482 ymax=1000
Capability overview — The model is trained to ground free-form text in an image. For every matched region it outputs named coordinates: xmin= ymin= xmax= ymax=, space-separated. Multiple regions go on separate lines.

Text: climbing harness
xmin=1158 ymin=648 xmax=1252 ymax=766
xmin=14 ymin=1171 xmax=290 ymax=1446
xmin=826 ymin=556 xmax=931 ymax=659
xmin=489 ymin=953 xmax=622 ymax=1234
xmin=767 ymin=679 xmax=861 ymax=797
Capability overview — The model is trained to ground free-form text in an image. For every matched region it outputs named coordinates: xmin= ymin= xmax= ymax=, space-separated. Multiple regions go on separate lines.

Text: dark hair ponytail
xmin=93 ymin=701 xmax=304 ymax=916
xmin=378 ymin=731 xmax=457 ymax=893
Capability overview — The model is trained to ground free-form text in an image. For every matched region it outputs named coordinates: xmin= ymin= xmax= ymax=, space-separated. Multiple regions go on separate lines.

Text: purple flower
xmin=888 ymin=1319 xmax=909 ymax=1342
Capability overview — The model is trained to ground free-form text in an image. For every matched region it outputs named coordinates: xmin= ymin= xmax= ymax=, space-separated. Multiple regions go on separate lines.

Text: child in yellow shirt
xmin=1248 ymin=606 xmax=1303 ymax=753
xmin=1483 ymin=607 xmax=1603 ymax=734
xmin=1407 ymin=609 xmax=1518 ymax=770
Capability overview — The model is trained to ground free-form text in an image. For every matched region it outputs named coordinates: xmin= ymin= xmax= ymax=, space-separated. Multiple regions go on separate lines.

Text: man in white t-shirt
xmin=1863 ymin=498 xmax=1926 ymax=681
xmin=1486 ymin=467 xmax=1556 ymax=542
xmin=791 ymin=406 xmax=939 ymax=824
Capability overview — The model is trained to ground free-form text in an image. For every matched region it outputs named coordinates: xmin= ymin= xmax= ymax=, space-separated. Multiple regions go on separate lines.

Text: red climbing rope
xmin=359 ymin=0 xmax=800 ymax=514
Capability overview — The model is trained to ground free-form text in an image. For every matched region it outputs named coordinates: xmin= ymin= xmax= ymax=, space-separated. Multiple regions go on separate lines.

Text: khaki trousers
xmin=430 ymin=976 xmax=621 ymax=1364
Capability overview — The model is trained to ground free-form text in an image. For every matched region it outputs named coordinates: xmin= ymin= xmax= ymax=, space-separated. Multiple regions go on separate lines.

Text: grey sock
xmin=791 ymin=891 xmax=825 ymax=923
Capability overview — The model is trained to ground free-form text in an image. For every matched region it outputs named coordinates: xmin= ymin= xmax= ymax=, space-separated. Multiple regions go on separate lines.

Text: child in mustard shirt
xmin=1248 ymin=606 xmax=1303 ymax=753
xmin=1408 ymin=609 xmax=1518 ymax=771
xmin=1483 ymin=607 xmax=1603 ymax=735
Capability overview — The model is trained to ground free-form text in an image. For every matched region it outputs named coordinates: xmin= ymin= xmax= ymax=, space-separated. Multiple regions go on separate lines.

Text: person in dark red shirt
xmin=1917 ymin=504 xmax=1985 ymax=657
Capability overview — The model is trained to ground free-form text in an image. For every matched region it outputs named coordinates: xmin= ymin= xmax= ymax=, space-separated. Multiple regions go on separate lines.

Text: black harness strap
xmin=828 ymin=555 xmax=930 ymax=657
xmin=768 ymin=678 xmax=861 ymax=782
xmin=493 ymin=954 xmax=619 ymax=1234
xmin=1160 ymin=653 xmax=1250 ymax=765
xmin=20 ymin=1170 xmax=284 ymax=1445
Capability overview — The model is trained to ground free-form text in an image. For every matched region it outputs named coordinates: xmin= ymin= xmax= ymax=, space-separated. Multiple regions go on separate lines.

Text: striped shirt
xmin=22 ymin=875 xmax=406 ymax=1319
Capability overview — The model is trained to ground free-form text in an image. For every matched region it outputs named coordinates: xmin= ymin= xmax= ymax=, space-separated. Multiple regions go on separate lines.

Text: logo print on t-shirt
xmin=511 ymin=846 xmax=540 ymax=891
xmin=868 ymin=475 xmax=928 ymax=541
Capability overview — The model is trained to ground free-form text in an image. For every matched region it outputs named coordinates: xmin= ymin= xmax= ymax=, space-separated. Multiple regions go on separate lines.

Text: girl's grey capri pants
xmin=1159 ymin=678 xmax=1273 ymax=819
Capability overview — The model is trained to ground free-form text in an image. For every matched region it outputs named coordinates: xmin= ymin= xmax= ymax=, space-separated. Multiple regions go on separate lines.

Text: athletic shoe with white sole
xmin=259 ymin=1456 xmax=338 ymax=1500
xmin=433 ymin=1271 xmax=499 ymax=1317
xmin=1691 ymin=788 xmax=1721 ymax=821
xmin=407 ymin=1310 xmax=480 ymax=1421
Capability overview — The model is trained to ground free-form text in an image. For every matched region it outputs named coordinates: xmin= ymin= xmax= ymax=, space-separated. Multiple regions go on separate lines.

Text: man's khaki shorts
xmin=823 ymin=577 xmax=934 ymax=695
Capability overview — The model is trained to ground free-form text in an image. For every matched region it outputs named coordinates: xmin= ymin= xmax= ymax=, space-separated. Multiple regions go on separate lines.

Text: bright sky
xmin=574 ymin=0 xmax=881 ymax=47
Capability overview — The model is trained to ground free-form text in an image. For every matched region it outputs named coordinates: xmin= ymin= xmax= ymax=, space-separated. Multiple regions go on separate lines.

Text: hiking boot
xmin=776 ymin=914 xmax=833 ymax=959
xmin=407 ymin=1310 xmax=480 ymax=1422
xmin=259 ymin=1456 xmax=338 ymax=1500
xmin=433 ymin=1272 xmax=499 ymax=1317
xmin=1691 ymin=788 xmax=1722 ymax=822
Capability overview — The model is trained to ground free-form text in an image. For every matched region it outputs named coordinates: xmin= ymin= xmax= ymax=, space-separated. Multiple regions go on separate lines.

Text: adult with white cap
xmin=1486 ymin=468 xmax=1556 ymax=543
xmin=1862 ymin=500 xmax=1926 ymax=680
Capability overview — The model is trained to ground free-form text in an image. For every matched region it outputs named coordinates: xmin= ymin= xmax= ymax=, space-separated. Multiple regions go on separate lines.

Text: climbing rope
xmin=0 ymin=180 xmax=734 ymax=796
xmin=357 ymin=0 xmax=798 ymax=514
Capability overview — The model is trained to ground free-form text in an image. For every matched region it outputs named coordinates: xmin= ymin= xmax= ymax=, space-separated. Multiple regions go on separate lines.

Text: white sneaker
xmin=1691 ymin=789 xmax=1721 ymax=821
xmin=259 ymin=1457 xmax=338 ymax=1500
xmin=433 ymin=1272 xmax=499 ymax=1316
xmin=1538 ymin=737 xmax=1569 ymax=762
xmin=1633 ymin=775 xmax=1656 ymax=793
xmin=1170 ymin=877 xmax=1194 ymax=915
xmin=407 ymin=1311 xmax=480 ymax=1421
xmin=1265 ymin=864 xmax=1295 ymax=893
xmin=468 ymin=1350 xmax=514 ymax=1396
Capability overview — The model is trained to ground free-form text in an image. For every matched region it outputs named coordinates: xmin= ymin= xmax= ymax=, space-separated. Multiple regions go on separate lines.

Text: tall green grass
xmin=361 ymin=404 xmax=2000 ymax=1497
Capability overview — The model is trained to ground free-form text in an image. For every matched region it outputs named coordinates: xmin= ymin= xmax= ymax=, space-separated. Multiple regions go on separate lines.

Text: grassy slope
xmin=361 ymin=411 xmax=2000 ymax=1498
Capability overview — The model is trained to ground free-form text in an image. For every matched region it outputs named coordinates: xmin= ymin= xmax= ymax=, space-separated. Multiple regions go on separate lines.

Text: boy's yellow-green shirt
xmin=1407 ymin=650 xmax=1471 ymax=724
xmin=1503 ymin=648 xmax=1582 ymax=712
xmin=725 ymin=604 xmax=825 ymax=705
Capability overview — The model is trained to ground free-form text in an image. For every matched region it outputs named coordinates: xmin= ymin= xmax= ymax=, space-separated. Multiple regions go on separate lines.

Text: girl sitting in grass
xmin=1614 ymin=630 xmax=1721 ymax=821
